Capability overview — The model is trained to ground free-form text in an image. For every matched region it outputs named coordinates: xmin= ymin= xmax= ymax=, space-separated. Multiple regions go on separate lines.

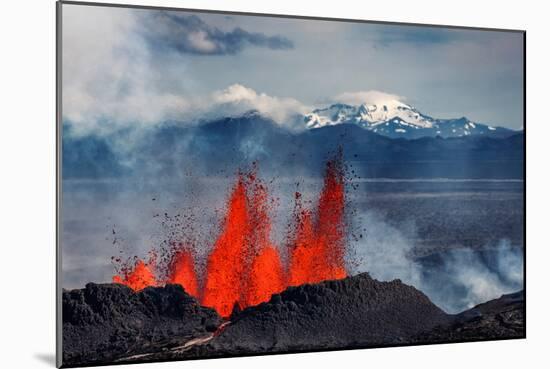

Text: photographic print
xmin=58 ymin=1 xmax=525 ymax=367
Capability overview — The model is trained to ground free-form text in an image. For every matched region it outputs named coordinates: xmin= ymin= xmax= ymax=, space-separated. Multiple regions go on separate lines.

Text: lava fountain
xmin=239 ymin=171 xmax=285 ymax=310
xmin=166 ymin=247 xmax=199 ymax=298
xmin=112 ymin=259 xmax=157 ymax=291
xmin=288 ymin=150 xmax=347 ymax=286
xmin=201 ymin=175 xmax=251 ymax=317
xmin=112 ymin=152 xmax=348 ymax=317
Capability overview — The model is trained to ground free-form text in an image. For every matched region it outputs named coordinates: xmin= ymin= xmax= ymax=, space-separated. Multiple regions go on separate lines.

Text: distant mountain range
xmin=63 ymin=112 xmax=525 ymax=180
xmin=303 ymin=99 xmax=519 ymax=139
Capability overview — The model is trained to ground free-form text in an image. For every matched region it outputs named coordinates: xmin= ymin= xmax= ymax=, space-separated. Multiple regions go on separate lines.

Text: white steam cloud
xmin=350 ymin=211 xmax=422 ymax=287
xmin=431 ymin=241 xmax=524 ymax=312
xmin=334 ymin=90 xmax=407 ymax=106
xmin=209 ymin=84 xmax=309 ymax=125
xmin=350 ymin=210 xmax=524 ymax=314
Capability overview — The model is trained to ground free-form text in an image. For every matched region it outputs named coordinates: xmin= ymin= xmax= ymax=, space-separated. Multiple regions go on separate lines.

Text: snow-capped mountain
xmin=304 ymin=101 xmax=516 ymax=139
xmin=306 ymin=100 xmax=434 ymax=129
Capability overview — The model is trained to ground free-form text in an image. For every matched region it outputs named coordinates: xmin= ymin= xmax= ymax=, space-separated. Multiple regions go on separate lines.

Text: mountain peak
xmin=303 ymin=101 xmax=514 ymax=139
xmin=305 ymin=99 xmax=434 ymax=130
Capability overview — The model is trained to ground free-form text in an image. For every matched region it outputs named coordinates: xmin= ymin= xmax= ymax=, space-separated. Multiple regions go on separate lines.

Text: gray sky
xmin=62 ymin=4 xmax=524 ymax=131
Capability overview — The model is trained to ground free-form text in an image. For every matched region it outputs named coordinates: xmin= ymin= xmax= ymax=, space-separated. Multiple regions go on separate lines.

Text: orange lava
xmin=243 ymin=246 xmax=285 ymax=307
xmin=112 ymin=259 xmax=157 ymax=291
xmin=166 ymin=249 xmax=199 ymax=298
xmin=202 ymin=170 xmax=286 ymax=317
xmin=241 ymin=177 xmax=285 ymax=308
xmin=315 ymin=154 xmax=347 ymax=280
xmin=288 ymin=153 xmax=347 ymax=286
xmin=201 ymin=176 xmax=250 ymax=317
xmin=288 ymin=205 xmax=319 ymax=285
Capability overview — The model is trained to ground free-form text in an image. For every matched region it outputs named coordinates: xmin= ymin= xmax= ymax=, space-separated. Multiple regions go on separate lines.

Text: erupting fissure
xmin=288 ymin=153 xmax=347 ymax=286
xmin=166 ymin=248 xmax=199 ymax=298
xmin=112 ymin=153 xmax=348 ymax=317
xmin=112 ymin=259 xmax=157 ymax=291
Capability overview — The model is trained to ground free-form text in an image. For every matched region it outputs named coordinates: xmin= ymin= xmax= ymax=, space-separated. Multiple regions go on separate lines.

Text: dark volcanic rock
xmin=413 ymin=290 xmax=525 ymax=343
xmin=62 ymin=277 xmax=525 ymax=366
xmin=62 ymin=283 xmax=221 ymax=366
xmin=180 ymin=273 xmax=451 ymax=358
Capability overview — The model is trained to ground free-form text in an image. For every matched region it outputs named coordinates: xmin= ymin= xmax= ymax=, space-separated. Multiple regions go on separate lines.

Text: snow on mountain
xmin=304 ymin=100 xmax=516 ymax=139
xmin=306 ymin=101 xmax=434 ymax=129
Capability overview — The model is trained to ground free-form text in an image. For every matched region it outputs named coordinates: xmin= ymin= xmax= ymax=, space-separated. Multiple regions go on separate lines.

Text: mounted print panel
xmin=57 ymin=1 xmax=525 ymax=367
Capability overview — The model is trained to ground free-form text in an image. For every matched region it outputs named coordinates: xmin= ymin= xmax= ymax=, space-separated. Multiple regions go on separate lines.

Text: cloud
xmin=334 ymin=90 xmax=406 ymax=106
xmin=62 ymin=6 xmax=302 ymax=136
xmin=370 ymin=25 xmax=462 ymax=47
xmin=65 ymin=80 xmax=308 ymax=135
xmin=208 ymin=84 xmax=309 ymax=125
xmin=62 ymin=6 xmax=191 ymax=135
xmin=142 ymin=12 xmax=294 ymax=55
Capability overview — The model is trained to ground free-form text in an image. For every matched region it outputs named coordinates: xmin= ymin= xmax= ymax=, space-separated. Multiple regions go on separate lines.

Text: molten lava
xmin=288 ymin=152 xmax=347 ymax=286
xmin=112 ymin=152 xmax=348 ymax=317
xmin=201 ymin=176 xmax=250 ymax=317
xmin=243 ymin=246 xmax=285 ymax=307
xmin=314 ymin=154 xmax=347 ymax=280
xmin=202 ymin=170 xmax=285 ymax=317
xmin=166 ymin=249 xmax=199 ymax=298
xmin=240 ymin=176 xmax=285 ymax=309
xmin=288 ymin=204 xmax=319 ymax=286
xmin=112 ymin=259 xmax=157 ymax=291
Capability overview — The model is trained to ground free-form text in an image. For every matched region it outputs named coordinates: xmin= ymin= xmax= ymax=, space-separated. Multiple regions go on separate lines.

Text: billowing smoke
xmin=421 ymin=240 xmax=524 ymax=313
xmin=349 ymin=210 xmax=422 ymax=287
xmin=350 ymin=210 xmax=524 ymax=313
